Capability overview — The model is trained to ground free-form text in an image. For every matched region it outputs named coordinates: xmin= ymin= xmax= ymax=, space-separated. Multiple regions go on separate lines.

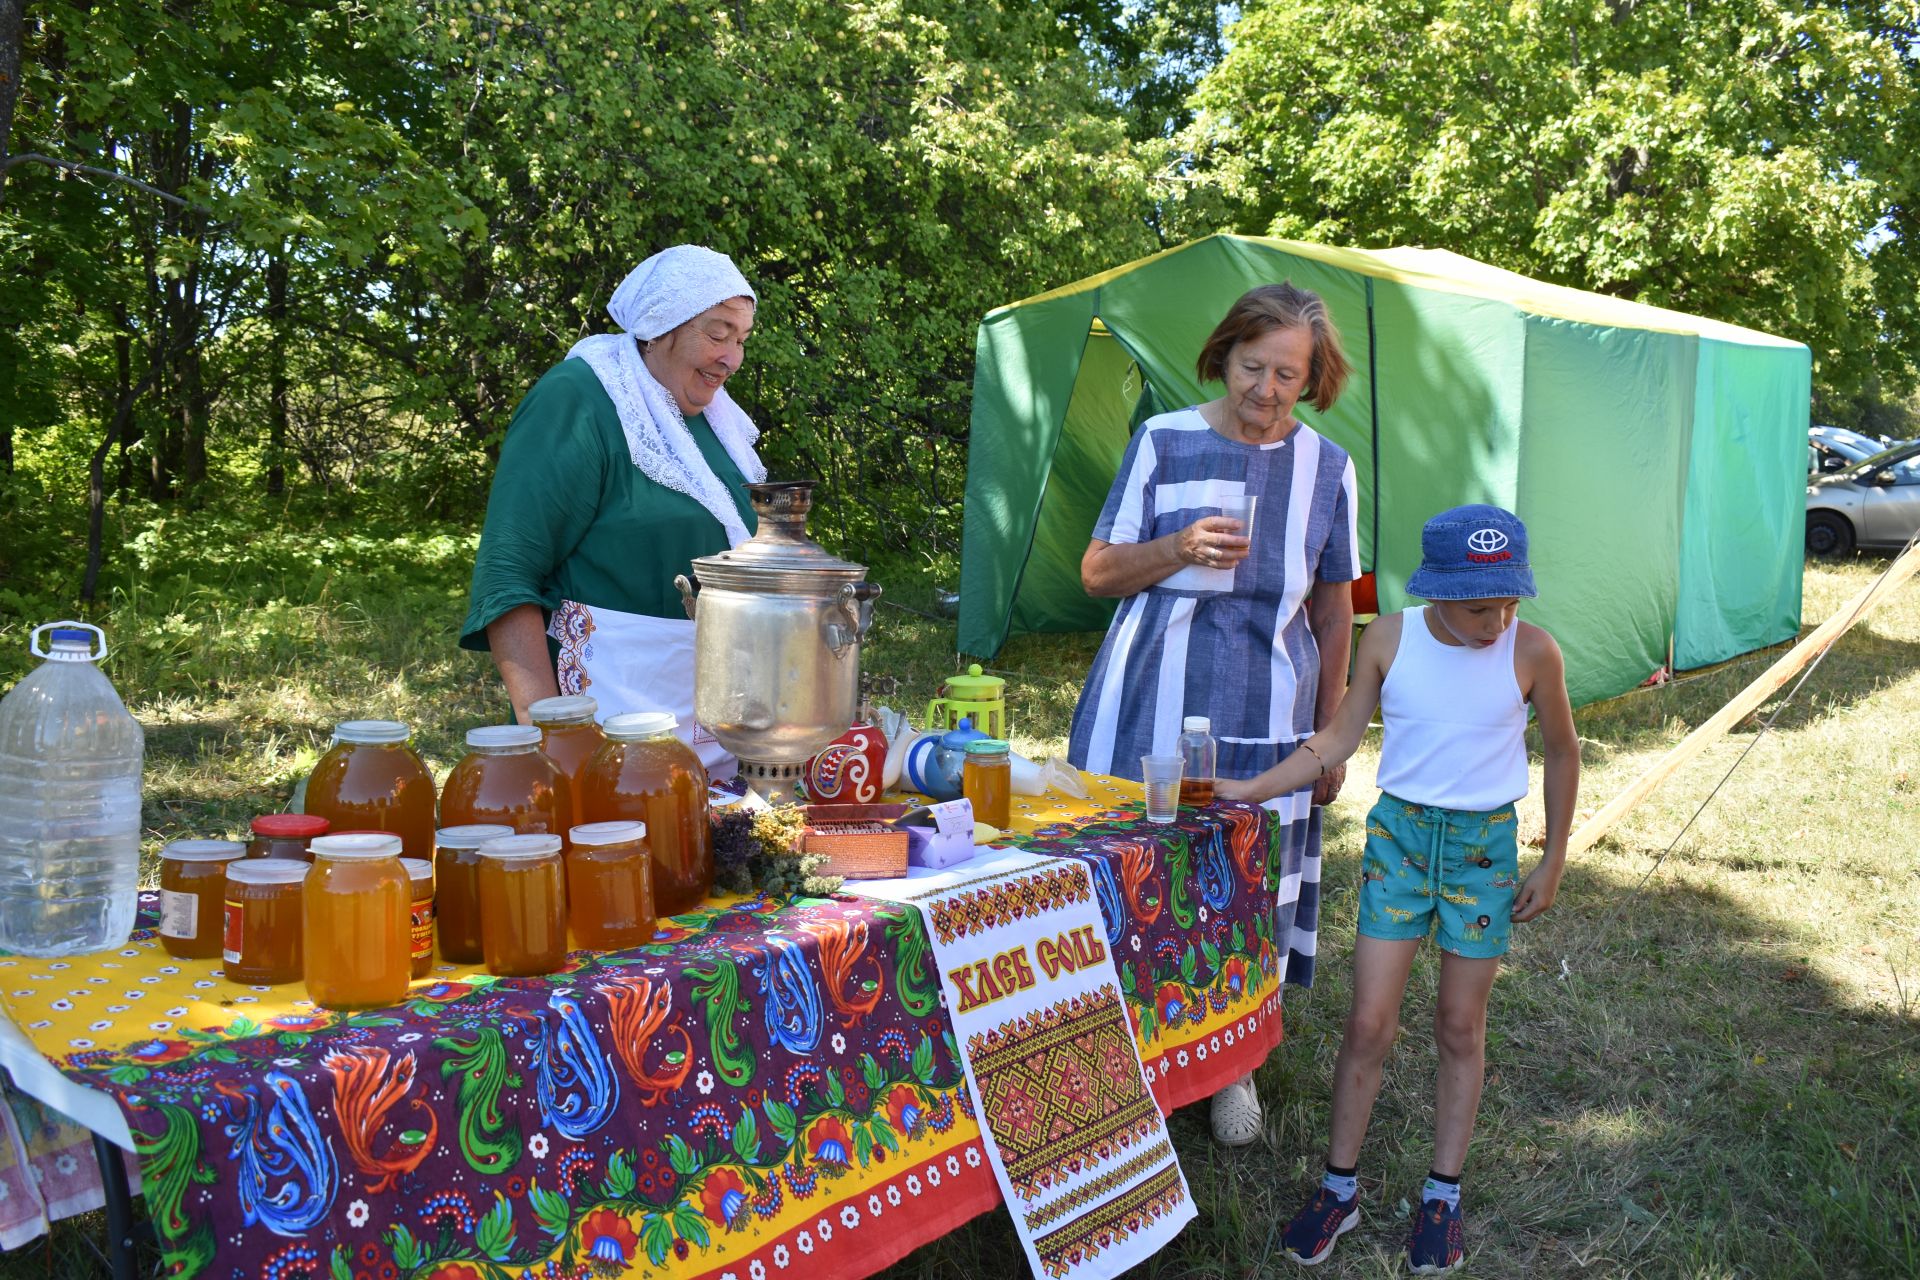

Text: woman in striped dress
xmin=1066 ymin=282 xmax=1360 ymax=1146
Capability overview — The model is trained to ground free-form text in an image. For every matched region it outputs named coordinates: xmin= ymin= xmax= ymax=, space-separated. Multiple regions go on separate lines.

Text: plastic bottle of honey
xmin=304 ymin=721 xmax=437 ymax=860
xmin=579 ymin=712 xmax=712 ymax=917
xmin=303 ymin=833 xmax=410 ymax=1010
xmin=565 ymin=820 xmax=655 ymax=950
xmin=438 ymin=726 xmax=570 ymax=838
xmin=433 ymin=823 xmax=513 ymax=965
xmin=529 ymin=695 xmax=604 ymax=831
xmin=476 ymin=834 xmax=568 ymax=977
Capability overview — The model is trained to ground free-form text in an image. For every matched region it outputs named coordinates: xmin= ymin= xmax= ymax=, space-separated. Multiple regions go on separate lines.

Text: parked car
xmin=1806 ymin=442 xmax=1920 ymax=556
xmin=1808 ymin=424 xmax=1894 ymax=477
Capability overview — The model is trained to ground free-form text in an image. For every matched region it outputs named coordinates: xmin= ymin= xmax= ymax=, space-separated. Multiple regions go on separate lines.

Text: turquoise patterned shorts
xmin=1357 ymin=792 xmax=1520 ymax=958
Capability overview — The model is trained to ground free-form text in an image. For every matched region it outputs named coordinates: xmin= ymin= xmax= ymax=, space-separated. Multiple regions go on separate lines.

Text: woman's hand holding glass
xmin=1178 ymin=514 xmax=1252 ymax=571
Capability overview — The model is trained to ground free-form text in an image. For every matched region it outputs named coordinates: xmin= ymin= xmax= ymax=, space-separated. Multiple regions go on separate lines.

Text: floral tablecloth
xmin=0 ymin=778 xmax=1293 ymax=1280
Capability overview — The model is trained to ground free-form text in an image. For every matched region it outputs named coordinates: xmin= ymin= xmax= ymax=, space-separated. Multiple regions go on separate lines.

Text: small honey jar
xmin=304 ymin=833 xmax=410 ymax=1010
xmin=158 ymin=840 xmax=246 ymax=960
xmin=222 ymin=861 xmax=307 ymax=985
xmin=247 ymin=813 xmax=329 ymax=862
xmin=962 ymin=739 xmax=1013 ymax=829
xmin=400 ymin=858 xmax=435 ymax=978
xmin=476 ymin=834 xmax=568 ymax=978
xmin=565 ymin=820 xmax=655 ymax=950
xmin=434 ymin=823 xmax=513 ymax=965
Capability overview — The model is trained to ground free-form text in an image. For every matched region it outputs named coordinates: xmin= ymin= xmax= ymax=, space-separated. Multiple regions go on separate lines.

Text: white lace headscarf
xmin=566 ymin=245 xmax=767 ymax=546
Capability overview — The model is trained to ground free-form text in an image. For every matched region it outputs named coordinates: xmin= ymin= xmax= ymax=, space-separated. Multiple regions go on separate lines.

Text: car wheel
xmin=1806 ymin=510 xmax=1855 ymax=558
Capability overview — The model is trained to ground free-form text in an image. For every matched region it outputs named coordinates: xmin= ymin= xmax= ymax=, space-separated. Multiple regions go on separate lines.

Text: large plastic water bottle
xmin=0 ymin=623 xmax=144 ymax=955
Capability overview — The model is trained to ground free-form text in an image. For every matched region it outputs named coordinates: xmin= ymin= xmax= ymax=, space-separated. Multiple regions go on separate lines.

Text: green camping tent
xmin=958 ymin=234 xmax=1810 ymax=707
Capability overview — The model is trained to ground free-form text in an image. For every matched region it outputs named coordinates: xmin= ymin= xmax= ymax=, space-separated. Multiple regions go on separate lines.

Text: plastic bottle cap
xmin=332 ymin=721 xmax=411 ymax=745
xmin=602 ymin=711 xmax=678 ymax=740
xmin=436 ymin=824 xmax=516 ymax=849
xmin=569 ymin=820 xmax=647 ymax=846
xmin=50 ymin=629 xmax=90 ymax=647
xmin=250 ymin=814 xmax=330 ymax=838
xmin=964 ymin=739 xmax=1011 ymax=756
xmin=1183 ymin=716 xmax=1211 ymax=733
xmin=529 ymin=695 xmax=599 ymax=725
xmin=226 ymin=862 xmax=308 ymax=885
xmin=399 ymin=858 xmax=435 ymax=882
xmin=160 ymin=840 xmax=246 ymax=862
xmin=477 ymin=834 xmax=563 ymax=859
xmin=310 ymin=833 xmax=404 ymax=859
xmin=465 ymin=725 xmax=541 ymax=750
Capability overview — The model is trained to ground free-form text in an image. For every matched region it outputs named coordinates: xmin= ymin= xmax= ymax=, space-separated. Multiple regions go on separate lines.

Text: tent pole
xmin=1365 ymin=276 xmax=1381 ymax=571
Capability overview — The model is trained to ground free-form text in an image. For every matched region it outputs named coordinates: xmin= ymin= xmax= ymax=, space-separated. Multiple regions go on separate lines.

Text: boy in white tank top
xmin=1218 ymin=505 xmax=1578 ymax=1273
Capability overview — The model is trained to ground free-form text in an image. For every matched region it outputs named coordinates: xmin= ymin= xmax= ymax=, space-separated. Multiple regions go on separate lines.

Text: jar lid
xmin=251 ymin=813 xmax=330 ymax=838
xmin=226 ymin=861 xmax=308 ymax=885
xmin=477 ymin=834 xmax=563 ymax=859
xmin=332 ymin=720 xmax=410 ymax=745
xmin=1182 ymin=716 xmax=1211 ymax=733
xmin=569 ymin=820 xmax=647 ymax=846
xmin=399 ymin=858 xmax=434 ymax=882
xmin=603 ymin=711 xmax=678 ymax=740
xmin=310 ymin=833 xmax=404 ymax=860
xmin=529 ymin=695 xmax=599 ymax=725
xmin=964 ymin=738 xmax=1010 ymax=756
xmin=436 ymin=824 xmax=515 ymax=849
xmin=946 ymin=663 xmax=1005 ymax=697
xmin=161 ymin=839 xmax=245 ymax=862
xmin=465 ymin=725 xmax=541 ymax=749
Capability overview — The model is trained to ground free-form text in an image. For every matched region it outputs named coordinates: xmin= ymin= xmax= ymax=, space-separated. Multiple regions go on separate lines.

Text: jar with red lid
xmin=248 ymin=813 xmax=330 ymax=862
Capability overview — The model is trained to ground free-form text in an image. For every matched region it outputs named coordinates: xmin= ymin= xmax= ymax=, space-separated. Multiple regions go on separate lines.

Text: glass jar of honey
xmin=962 ymin=739 xmax=1013 ymax=829
xmin=158 ymin=840 xmax=246 ymax=960
xmin=400 ymin=858 xmax=435 ymax=978
xmin=223 ymin=861 xmax=306 ymax=985
xmin=580 ymin=712 xmax=712 ymax=916
xmin=303 ymin=833 xmax=411 ymax=1010
xmin=476 ymin=835 xmax=567 ymax=977
xmin=529 ymin=695 xmax=604 ymax=831
xmin=247 ymin=813 xmax=329 ymax=862
xmin=439 ymin=726 xmax=570 ymax=839
xmin=433 ymin=823 xmax=513 ymax=965
xmin=565 ymin=820 xmax=655 ymax=950
xmin=304 ymin=721 xmax=437 ymax=860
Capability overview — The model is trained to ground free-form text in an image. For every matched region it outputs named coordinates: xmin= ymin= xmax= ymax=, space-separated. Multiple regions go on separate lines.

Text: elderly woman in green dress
xmin=460 ymin=245 xmax=763 ymax=774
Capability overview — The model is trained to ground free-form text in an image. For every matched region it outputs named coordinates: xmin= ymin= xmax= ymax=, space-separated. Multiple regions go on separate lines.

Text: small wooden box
xmin=802 ymin=803 xmax=911 ymax=880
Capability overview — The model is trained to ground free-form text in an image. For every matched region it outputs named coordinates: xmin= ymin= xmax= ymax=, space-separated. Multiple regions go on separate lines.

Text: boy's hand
xmin=1511 ymin=862 xmax=1563 ymax=923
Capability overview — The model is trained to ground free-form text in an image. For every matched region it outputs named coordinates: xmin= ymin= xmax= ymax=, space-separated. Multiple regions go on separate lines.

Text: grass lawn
xmin=0 ymin=512 xmax=1915 ymax=1278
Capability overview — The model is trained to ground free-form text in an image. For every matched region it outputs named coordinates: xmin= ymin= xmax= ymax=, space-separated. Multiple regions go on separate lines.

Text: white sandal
xmin=1210 ymin=1075 xmax=1263 ymax=1146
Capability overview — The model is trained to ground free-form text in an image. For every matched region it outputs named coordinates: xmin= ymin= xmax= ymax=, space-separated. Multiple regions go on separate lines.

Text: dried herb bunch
xmin=710 ymin=804 xmax=842 ymax=897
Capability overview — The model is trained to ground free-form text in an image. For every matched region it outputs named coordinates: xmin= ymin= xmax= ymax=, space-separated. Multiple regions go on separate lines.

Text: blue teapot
xmin=902 ymin=716 xmax=987 ymax=801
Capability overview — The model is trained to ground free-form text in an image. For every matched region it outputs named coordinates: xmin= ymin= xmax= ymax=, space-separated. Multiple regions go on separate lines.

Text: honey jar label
xmin=222 ymin=899 xmax=244 ymax=965
xmin=409 ymin=903 xmax=434 ymax=961
xmin=157 ymin=889 xmax=198 ymax=939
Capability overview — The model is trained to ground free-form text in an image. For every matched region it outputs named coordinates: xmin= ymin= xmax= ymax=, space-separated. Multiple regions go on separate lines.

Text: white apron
xmin=548 ymin=599 xmax=737 ymax=779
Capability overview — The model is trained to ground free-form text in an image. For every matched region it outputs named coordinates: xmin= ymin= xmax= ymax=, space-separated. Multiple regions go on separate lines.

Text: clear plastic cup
xmin=1220 ymin=494 xmax=1257 ymax=551
xmin=1140 ymin=755 xmax=1184 ymax=824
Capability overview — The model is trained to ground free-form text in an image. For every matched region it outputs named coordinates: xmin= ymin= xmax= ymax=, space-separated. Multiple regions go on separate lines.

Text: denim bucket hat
xmin=1404 ymin=504 xmax=1537 ymax=600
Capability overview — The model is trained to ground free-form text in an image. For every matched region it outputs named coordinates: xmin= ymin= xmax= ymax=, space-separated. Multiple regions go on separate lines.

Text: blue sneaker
xmin=1406 ymin=1196 xmax=1465 ymax=1273
xmin=1280 ymin=1186 xmax=1359 ymax=1266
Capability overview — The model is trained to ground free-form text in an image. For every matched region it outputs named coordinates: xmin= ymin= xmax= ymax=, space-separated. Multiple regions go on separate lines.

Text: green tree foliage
xmin=3 ymin=0 xmax=1171 ymax=602
xmin=1185 ymin=0 xmax=1920 ymax=415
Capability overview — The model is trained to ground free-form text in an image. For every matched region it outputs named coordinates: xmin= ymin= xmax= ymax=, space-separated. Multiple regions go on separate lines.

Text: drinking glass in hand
xmin=1140 ymin=755 xmax=1184 ymax=824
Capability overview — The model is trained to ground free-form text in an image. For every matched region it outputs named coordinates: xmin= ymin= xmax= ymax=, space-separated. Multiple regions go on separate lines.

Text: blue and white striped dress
xmin=1067 ymin=407 xmax=1360 ymax=987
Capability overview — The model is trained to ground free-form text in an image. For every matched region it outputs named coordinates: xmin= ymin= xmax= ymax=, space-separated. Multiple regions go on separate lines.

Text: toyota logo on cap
xmin=1467 ymin=528 xmax=1509 ymax=554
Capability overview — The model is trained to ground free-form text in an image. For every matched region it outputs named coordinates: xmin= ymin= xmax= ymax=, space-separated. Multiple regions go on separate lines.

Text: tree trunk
xmin=267 ymin=248 xmax=288 ymax=495
xmin=85 ymin=310 xmax=150 ymax=603
xmin=0 ymin=0 xmax=25 ymax=207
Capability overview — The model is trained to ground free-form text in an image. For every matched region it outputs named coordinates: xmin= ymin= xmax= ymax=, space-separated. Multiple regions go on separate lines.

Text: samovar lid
xmin=691 ymin=481 xmax=867 ymax=589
